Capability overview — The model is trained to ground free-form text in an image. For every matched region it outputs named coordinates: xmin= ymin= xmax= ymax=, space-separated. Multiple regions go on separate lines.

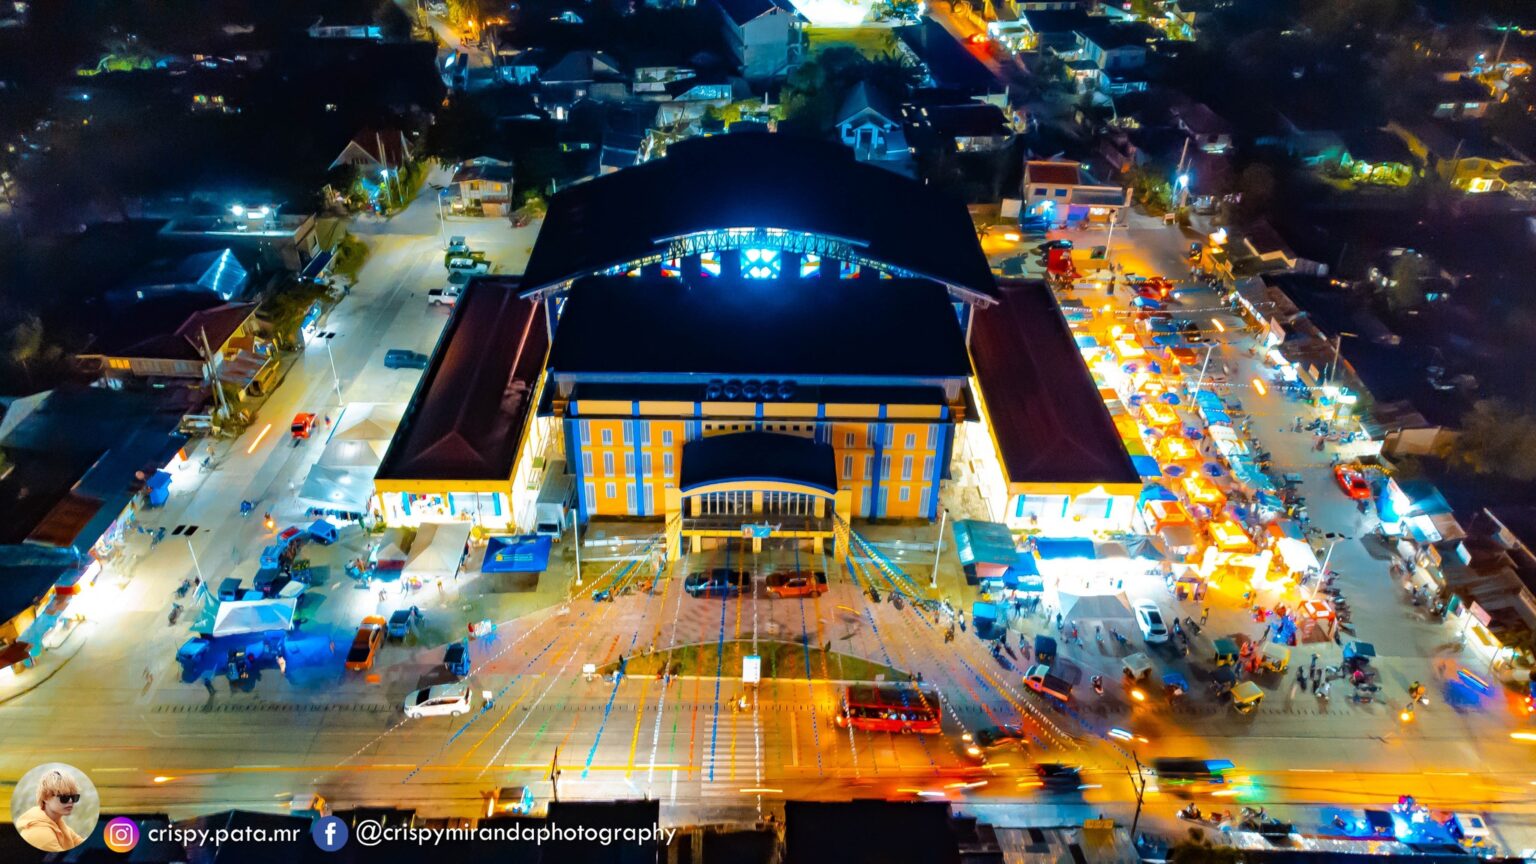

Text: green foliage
xmin=1452 ymin=399 xmax=1536 ymax=482
xmin=1383 ymin=252 xmax=1428 ymax=311
xmin=332 ymin=235 xmax=370 ymax=281
xmin=259 ymin=281 xmax=333 ymax=351
xmin=781 ymin=47 xmax=920 ymax=135
xmin=1170 ymin=839 xmax=1243 ymax=864
xmin=1126 ymin=166 xmax=1173 ymax=214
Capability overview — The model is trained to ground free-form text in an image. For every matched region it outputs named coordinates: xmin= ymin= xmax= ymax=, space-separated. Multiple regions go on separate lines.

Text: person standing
xmin=1200 ymin=606 xmax=1210 ymax=626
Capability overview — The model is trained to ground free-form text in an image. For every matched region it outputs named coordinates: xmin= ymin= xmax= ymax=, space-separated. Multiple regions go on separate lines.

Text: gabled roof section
xmin=970 ymin=281 xmax=1139 ymax=489
xmin=715 ymin=0 xmax=791 ymax=27
xmin=523 ymin=133 xmax=997 ymax=302
xmin=87 ymin=297 xmax=255 ymax=361
xmin=836 ymin=80 xmax=899 ymax=128
xmin=681 ymin=432 xmax=837 ymax=492
xmin=377 ymin=279 xmax=548 ymax=482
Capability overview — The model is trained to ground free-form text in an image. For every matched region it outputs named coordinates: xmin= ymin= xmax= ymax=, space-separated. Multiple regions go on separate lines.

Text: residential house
xmin=1387 ymin=120 xmax=1529 ymax=193
xmin=329 ymin=127 xmax=413 ymax=173
xmin=74 ymin=296 xmax=274 ymax=398
xmin=1426 ymin=75 xmax=1493 ymax=120
xmin=1021 ymin=160 xmax=1131 ymax=225
xmin=714 ymin=0 xmax=799 ymax=81
xmin=307 ymin=21 xmax=384 ymax=41
xmin=911 ymin=102 xmax=1013 ymax=153
xmin=157 ymin=212 xmax=319 ymax=272
xmin=652 ymin=77 xmax=746 ymax=126
xmin=633 ymin=63 xmax=699 ymax=96
xmin=105 ymin=249 xmax=250 ymax=305
xmin=494 ymin=46 xmax=550 ymax=85
xmin=1019 ymin=9 xmax=1092 ymax=53
xmin=538 ymin=50 xmax=630 ymax=115
xmin=451 ymin=158 xmax=515 ymax=215
xmin=600 ymin=103 xmax=661 ymax=174
xmin=1443 ymin=507 xmax=1536 ymax=663
xmin=835 ymin=81 xmax=910 ymax=170
xmin=1339 ymin=128 xmax=1417 ymax=186
xmin=1171 ymin=102 xmax=1233 ymax=153
xmin=1074 ymin=20 xmax=1158 ymax=72
xmin=1260 ymin=112 xmax=1347 ymax=167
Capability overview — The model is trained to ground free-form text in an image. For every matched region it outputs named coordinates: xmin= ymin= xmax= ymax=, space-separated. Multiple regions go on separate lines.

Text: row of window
xmin=841 ymin=454 xmax=934 ymax=482
xmin=583 ymin=450 xmax=676 ymax=478
xmin=579 ymin=422 xmax=675 ymax=448
xmin=603 ymin=251 xmax=895 ymax=281
xmin=841 ymin=426 xmax=940 ymax=451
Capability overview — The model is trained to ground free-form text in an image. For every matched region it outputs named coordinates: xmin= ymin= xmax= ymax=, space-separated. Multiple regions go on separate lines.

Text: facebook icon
xmin=312 ymin=816 xmax=349 ymax=852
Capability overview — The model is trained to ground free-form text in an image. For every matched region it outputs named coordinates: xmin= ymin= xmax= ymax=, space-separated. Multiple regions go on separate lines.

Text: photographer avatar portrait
xmin=10 ymin=763 xmax=100 ymax=852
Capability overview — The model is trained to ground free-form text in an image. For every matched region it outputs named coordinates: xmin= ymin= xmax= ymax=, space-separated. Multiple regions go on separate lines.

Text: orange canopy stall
xmin=1182 ymin=474 xmax=1226 ymax=509
xmin=1157 ymin=436 xmax=1200 ymax=464
xmin=1141 ymin=402 xmax=1179 ymax=428
xmin=1208 ymin=517 xmax=1257 ymax=553
xmin=1143 ymin=499 xmax=1193 ymax=531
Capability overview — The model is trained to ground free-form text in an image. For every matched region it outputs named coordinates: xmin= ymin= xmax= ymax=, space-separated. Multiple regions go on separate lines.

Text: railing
xmin=680 ymin=515 xmax=833 ymax=534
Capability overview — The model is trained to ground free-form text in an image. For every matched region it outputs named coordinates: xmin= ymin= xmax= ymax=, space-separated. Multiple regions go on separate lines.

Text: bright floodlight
xmin=789 ymin=0 xmax=878 ymax=27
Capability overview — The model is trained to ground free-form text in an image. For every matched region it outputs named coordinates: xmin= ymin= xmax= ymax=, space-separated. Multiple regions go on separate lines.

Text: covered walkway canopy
xmin=680 ymin=432 xmax=837 ymax=494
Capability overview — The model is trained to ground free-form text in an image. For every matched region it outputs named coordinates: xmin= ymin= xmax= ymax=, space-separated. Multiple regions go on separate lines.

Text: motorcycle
xmin=175 ymin=578 xmax=192 ymax=599
xmin=168 ymin=603 xmax=184 ymax=626
xmin=1092 ymin=675 xmax=1104 ymax=695
xmin=240 ymin=500 xmax=254 ymax=517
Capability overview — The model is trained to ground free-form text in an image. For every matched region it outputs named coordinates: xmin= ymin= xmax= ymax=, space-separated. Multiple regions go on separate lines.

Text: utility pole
xmin=324 ymin=337 xmax=343 ymax=404
xmin=571 ymin=508 xmax=582 ymax=586
xmin=550 ymin=747 xmax=561 ymax=802
xmin=1127 ymin=751 xmax=1147 ymax=838
xmin=1175 ymin=136 xmax=1191 ymax=210
xmin=187 ymin=539 xmax=205 ymax=583
xmin=930 ymin=507 xmax=948 ymax=590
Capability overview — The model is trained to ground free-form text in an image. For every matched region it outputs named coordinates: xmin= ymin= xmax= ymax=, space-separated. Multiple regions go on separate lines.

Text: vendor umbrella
xmin=1147 ymin=361 xmax=1163 ymax=374
xmin=1128 ymin=393 xmax=1146 ymax=406
xmin=1203 ymin=462 xmax=1225 ymax=477
xmin=1162 ymin=464 xmax=1187 ymax=477
xmin=1160 ymin=392 xmax=1182 ymax=404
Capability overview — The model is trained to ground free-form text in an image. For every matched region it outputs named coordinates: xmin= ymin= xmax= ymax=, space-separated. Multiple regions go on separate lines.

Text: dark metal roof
xmin=547 ymin=276 xmax=972 ymax=379
xmin=713 ymin=0 xmax=790 ymax=27
xmin=970 ymin=281 xmax=1140 ymax=488
xmin=377 ymin=279 xmax=548 ymax=481
xmin=522 ymin=133 xmax=997 ymax=302
xmin=681 ymin=432 xmax=836 ymax=492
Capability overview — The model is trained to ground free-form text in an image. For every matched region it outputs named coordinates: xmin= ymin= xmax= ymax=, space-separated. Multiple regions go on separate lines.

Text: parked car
xmin=1023 ymin=664 xmax=1073 ymax=701
xmin=346 ymin=616 xmax=388 ymax=670
xmin=445 ymin=252 xmax=489 ymax=273
xmin=384 ymin=349 xmax=429 ymax=369
xmin=1176 ymin=319 xmax=1205 ymax=343
xmin=1033 ymin=239 xmax=1072 ymax=253
xmin=428 ymin=286 xmax=461 ymax=307
xmin=765 ymin=570 xmax=827 ymax=598
xmin=445 ymin=235 xmax=469 ymax=255
xmin=1333 ymin=465 xmax=1372 ymax=500
xmin=683 ymin=569 xmax=752 ymax=598
xmin=403 ymin=681 xmax=472 ymax=718
xmin=1134 ymin=600 xmax=1169 ymax=643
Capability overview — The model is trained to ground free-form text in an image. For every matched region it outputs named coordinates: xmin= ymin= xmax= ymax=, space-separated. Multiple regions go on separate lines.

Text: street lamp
xmin=1327 ymin=331 xmax=1359 ymax=387
xmin=930 ymin=507 xmax=948 ymax=590
xmin=323 ymin=336 xmax=343 ymax=405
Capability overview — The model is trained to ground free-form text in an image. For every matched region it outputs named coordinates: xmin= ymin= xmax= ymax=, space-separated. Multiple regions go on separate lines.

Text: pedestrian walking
xmin=1056 ymin=612 xmax=1064 ymax=632
xmin=1200 ymin=606 xmax=1210 ymax=625
xmin=277 ymin=655 xmax=287 ymax=675
xmin=1309 ymin=653 xmax=1318 ymax=673
xmin=203 ymin=675 xmax=216 ymax=695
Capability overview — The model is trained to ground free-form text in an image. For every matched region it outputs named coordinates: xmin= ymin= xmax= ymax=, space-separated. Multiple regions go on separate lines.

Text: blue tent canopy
xmin=1139 ymin=484 xmax=1178 ymax=506
xmin=482 ymin=535 xmax=552 ymax=573
xmin=146 ymin=470 xmax=173 ymax=507
xmin=1131 ymin=455 xmax=1162 ymax=478
xmin=972 ymin=601 xmax=999 ymax=621
xmin=1074 ymin=335 xmax=1101 ymax=349
xmin=1035 ymin=538 xmax=1097 ymax=560
xmin=953 ymin=519 xmax=1018 ymax=567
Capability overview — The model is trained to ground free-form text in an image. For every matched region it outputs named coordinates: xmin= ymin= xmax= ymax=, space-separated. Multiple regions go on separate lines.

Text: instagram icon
xmin=103 ymin=817 xmax=140 ymax=853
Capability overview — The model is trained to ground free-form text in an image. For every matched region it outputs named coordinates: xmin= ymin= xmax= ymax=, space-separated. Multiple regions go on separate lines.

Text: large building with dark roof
xmin=375 ymin=134 xmax=1136 ymax=558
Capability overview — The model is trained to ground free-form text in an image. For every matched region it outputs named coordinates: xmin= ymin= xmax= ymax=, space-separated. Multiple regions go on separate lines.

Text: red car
xmin=291 ymin=413 xmax=317 ymax=440
xmin=1133 ymin=277 xmax=1173 ymax=301
xmin=1333 ymin=465 xmax=1372 ymax=500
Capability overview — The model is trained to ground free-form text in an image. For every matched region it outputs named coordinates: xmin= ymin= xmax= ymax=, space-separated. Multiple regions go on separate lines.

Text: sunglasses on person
xmin=53 ymin=794 xmax=81 ymax=804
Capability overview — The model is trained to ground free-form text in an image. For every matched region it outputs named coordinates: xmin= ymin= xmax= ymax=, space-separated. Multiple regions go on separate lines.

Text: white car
xmin=403 ymin=682 xmax=472 ymax=718
xmin=1134 ymin=600 xmax=1169 ymax=643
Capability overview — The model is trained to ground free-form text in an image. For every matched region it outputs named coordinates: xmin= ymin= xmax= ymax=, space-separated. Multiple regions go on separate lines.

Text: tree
xmin=1383 ymin=252 xmax=1428 ymax=311
xmin=1452 ymin=398 xmax=1536 ymax=481
xmin=1233 ymin=164 xmax=1276 ymax=220
xmin=1169 ymin=838 xmax=1243 ymax=864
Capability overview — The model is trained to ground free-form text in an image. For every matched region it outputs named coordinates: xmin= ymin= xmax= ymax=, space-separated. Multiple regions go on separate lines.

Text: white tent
xmin=297 ymin=464 xmax=375 ymax=513
xmin=209 ymin=597 xmax=297 ymax=637
xmin=317 ymin=438 xmax=390 ymax=469
xmin=332 ymin=403 xmax=405 ymax=442
xmin=1056 ymin=591 xmax=1134 ymax=622
xmin=1275 ymin=537 xmax=1321 ymax=575
xmin=403 ymin=522 xmax=474 ymax=581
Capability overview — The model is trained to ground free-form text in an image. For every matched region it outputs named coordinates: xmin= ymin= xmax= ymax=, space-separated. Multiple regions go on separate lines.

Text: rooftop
xmin=1076 ymin=19 xmax=1160 ymax=50
xmin=915 ymin=102 xmax=1011 ymax=139
xmin=83 ymin=297 xmax=256 ymax=361
xmin=970 ymin=281 xmax=1140 ymax=489
xmin=715 ymin=0 xmax=792 ymax=27
xmin=547 ymin=276 xmax=973 ymax=379
xmin=522 ymin=133 xmax=997 ymax=302
xmin=376 ymin=279 xmax=548 ymax=482
xmin=1025 ymin=160 xmax=1085 ymax=186
xmin=680 ymin=432 xmax=837 ymax=492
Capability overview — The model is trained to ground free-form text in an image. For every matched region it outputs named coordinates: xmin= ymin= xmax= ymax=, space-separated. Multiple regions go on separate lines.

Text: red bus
xmin=834 ymin=683 xmax=943 ymax=734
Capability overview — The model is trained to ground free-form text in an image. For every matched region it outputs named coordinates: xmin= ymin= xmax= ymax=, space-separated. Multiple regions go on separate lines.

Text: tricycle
xmin=444 ymin=641 xmax=470 ymax=677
